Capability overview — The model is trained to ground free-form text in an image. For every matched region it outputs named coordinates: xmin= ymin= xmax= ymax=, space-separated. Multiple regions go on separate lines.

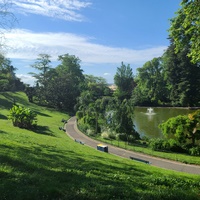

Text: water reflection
xmin=134 ymin=107 xmax=193 ymax=139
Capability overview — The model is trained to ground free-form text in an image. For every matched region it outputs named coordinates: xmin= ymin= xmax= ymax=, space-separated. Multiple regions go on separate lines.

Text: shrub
xmin=101 ymin=131 xmax=109 ymax=139
xmin=149 ymin=139 xmax=165 ymax=151
xmin=108 ymin=132 xmax=116 ymax=140
xmin=86 ymin=129 xmax=95 ymax=137
xmin=8 ymin=105 xmax=37 ymax=129
xmin=189 ymin=146 xmax=200 ymax=156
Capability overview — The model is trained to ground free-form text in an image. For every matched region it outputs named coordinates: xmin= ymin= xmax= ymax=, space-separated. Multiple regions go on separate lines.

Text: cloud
xmin=10 ymin=0 xmax=91 ymax=21
xmin=4 ymin=29 xmax=167 ymax=66
xmin=16 ymin=74 xmax=36 ymax=85
xmin=103 ymin=73 xmax=110 ymax=76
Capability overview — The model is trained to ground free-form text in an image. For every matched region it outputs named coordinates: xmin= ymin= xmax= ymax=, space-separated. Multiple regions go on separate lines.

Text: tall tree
xmin=29 ymin=54 xmax=51 ymax=103
xmin=162 ymin=41 xmax=200 ymax=106
xmin=169 ymin=0 xmax=200 ymax=64
xmin=30 ymin=54 xmax=51 ymax=86
xmin=45 ymin=54 xmax=84 ymax=112
xmin=132 ymin=57 xmax=168 ymax=106
xmin=0 ymin=53 xmax=21 ymax=91
xmin=114 ymin=62 xmax=135 ymax=100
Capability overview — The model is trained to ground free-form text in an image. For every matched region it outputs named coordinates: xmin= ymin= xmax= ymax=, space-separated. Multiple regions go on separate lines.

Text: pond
xmin=133 ymin=107 xmax=194 ymax=139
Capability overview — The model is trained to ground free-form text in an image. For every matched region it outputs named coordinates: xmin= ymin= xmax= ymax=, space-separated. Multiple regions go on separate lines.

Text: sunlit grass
xmin=0 ymin=92 xmax=200 ymax=200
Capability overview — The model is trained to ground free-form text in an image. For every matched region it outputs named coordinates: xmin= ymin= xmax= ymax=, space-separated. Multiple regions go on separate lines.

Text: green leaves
xmin=169 ymin=0 xmax=200 ymax=64
xmin=159 ymin=110 xmax=200 ymax=146
xmin=8 ymin=105 xmax=37 ymax=129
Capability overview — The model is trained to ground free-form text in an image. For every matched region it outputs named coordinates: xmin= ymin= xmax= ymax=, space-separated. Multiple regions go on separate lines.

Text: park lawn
xmin=0 ymin=92 xmax=200 ymax=200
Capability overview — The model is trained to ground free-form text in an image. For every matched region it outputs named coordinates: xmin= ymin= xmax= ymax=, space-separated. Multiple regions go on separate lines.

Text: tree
xmin=57 ymin=54 xmax=84 ymax=84
xmin=29 ymin=54 xmax=52 ymax=103
xmin=114 ymin=62 xmax=135 ymax=100
xmin=30 ymin=54 xmax=51 ymax=86
xmin=169 ymin=0 xmax=200 ymax=64
xmin=106 ymin=98 xmax=139 ymax=142
xmin=159 ymin=110 xmax=200 ymax=146
xmin=162 ymin=41 xmax=200 ymax=106
xmin=132 ymin=57 xmax=168 ymax=106
xmin=43 ymin=54 xmax=84 ymax=112
xmin=0 ymin=53 xmax=23 ymax=91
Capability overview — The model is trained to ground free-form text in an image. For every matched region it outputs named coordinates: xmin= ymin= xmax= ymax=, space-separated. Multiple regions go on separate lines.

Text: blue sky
xmin=2 ymin=0 xmax=181 ymax=85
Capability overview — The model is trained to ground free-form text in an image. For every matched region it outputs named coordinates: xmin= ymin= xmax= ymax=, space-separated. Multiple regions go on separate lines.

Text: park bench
xmin=75 ymin=139 xmax=84 ymax=145
xmin=130 ymin=156 xmax=150 ymax=164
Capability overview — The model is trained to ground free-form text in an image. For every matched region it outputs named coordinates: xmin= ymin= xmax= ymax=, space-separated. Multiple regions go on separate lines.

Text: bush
xmin=86 ymin=129 xmax=95 ymax=137
xmin=108 ymin=132 xmax=116 ymax=140
xmin=189 ymin=146 xmax=200 ymax=156
xmin=8 ymin=104 xmax=37 ymax=129
xmin=101 ymin=131 xmax=109 ymax=139
xmin=149 ymin=139 xmax=165 ymax=151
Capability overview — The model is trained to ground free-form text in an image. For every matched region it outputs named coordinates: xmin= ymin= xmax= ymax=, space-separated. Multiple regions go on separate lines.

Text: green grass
xmin=94 ymin=136 xmax=200 ymax=165
xmin=0 ymin=92 xmax=200 ymax=200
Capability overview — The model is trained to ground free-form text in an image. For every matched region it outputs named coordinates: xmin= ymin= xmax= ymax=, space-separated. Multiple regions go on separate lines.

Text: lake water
xmin=133 ymin=107 xmax=194 ymax=139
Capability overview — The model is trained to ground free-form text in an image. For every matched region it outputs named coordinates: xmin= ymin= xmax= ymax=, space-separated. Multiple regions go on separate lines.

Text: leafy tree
xmin=41 ymin=54 xmax=85 ymax=112
xmin=0 ymin=54 xmax=24 ymax=91
xmin=159 ymin=110 xmax=200 ymax=146
xmin=132 ymin=57 xmax=168 ymax=106
xmin=106 ymin=98 xmax=139 ymax=142
xmin=29 ymin=54 xmax=52 ymax=104
xmin=8 ymin=105 xmax=37 ymax=129
xmin=57 ymin=54 xmax=84 ymax=84
xmin=169 ymin=0 xmax=200 ymax=64
xmin=162 ymin=41 xmax=200 ymax=106
xmin=30 ymin=54 xmax=51 ymax=86
xmin=114 ymin=62 xmax=135 ymax=100
xmin=25 ymin=86 xmax=35 ymax=103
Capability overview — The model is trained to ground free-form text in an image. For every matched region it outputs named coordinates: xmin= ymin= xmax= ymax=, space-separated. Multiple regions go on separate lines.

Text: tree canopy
xmin=169 ymin=0 xmax=200 ymax=64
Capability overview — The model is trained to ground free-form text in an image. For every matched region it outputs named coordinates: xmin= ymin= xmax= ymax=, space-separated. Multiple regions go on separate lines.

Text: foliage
xmin=189 ymin=146 xmax=200 ymax=156
xmin=162 ymin=41 xmax=200 ymax=106
xmin=8 ymin=104 xmax=37 ymax=129
xmin=149 ymin=138 xmax=186 ymax=153
xmin=29 ymin=53 xmax=52 ymax=86
xmin=132 ymin=57 xmax=168 ymax=106
xmin=159 ymin=110 xmax=200 ymax=146
xmin=107 ymin=98 xmax=140 ymax=142
xmin=28 ymin=54 xmax=85 ymax=112
xmin=114 ymin=62 xmax=136 ymax=100
xmin=0 ymin=54 xmax=24 ymax=91
xmin=169 ymin=0 xmax=200 ymax=64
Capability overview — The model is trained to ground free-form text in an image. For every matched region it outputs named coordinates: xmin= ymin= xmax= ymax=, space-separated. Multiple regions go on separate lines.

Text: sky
xmin=1 ymin=0 xmax=181 ymax=85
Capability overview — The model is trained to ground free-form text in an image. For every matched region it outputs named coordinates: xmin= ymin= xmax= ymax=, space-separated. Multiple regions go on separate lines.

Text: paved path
xmin=65 ymin=117 xmax=200 ymax=175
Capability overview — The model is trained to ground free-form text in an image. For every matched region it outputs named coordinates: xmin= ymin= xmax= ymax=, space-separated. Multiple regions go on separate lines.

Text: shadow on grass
xmin=0 ymin=114 xmax=7 ymax=120
xmin=0 ymin=143 xmax=199 ymax=200
xmin=33 ymin=125 xmax=54 ymax=136
xmin=0 ymin=97 xmax=13 ymax=109
xmin=0 ymin=130 xmax=7 ymax=134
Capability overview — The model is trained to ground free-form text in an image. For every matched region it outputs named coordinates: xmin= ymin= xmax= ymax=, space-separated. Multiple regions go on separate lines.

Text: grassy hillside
xmin=0 ymin=92 xmax=200 ymax=200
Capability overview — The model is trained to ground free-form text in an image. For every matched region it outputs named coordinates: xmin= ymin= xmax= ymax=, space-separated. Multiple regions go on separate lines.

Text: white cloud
xmin=4 ymin=29 xmax=167 ymax=66
xmin=9 ymin=0 xmax=91 ymax=21
xmin=16 ymin=74 xmax=36 ymax=85
xmin=103 ymin=73 xmax=110 ymax=76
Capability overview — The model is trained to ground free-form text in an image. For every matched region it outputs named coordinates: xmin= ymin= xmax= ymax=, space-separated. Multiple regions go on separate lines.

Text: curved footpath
xmin=65 ymin=117 xmax=200 ymax=175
